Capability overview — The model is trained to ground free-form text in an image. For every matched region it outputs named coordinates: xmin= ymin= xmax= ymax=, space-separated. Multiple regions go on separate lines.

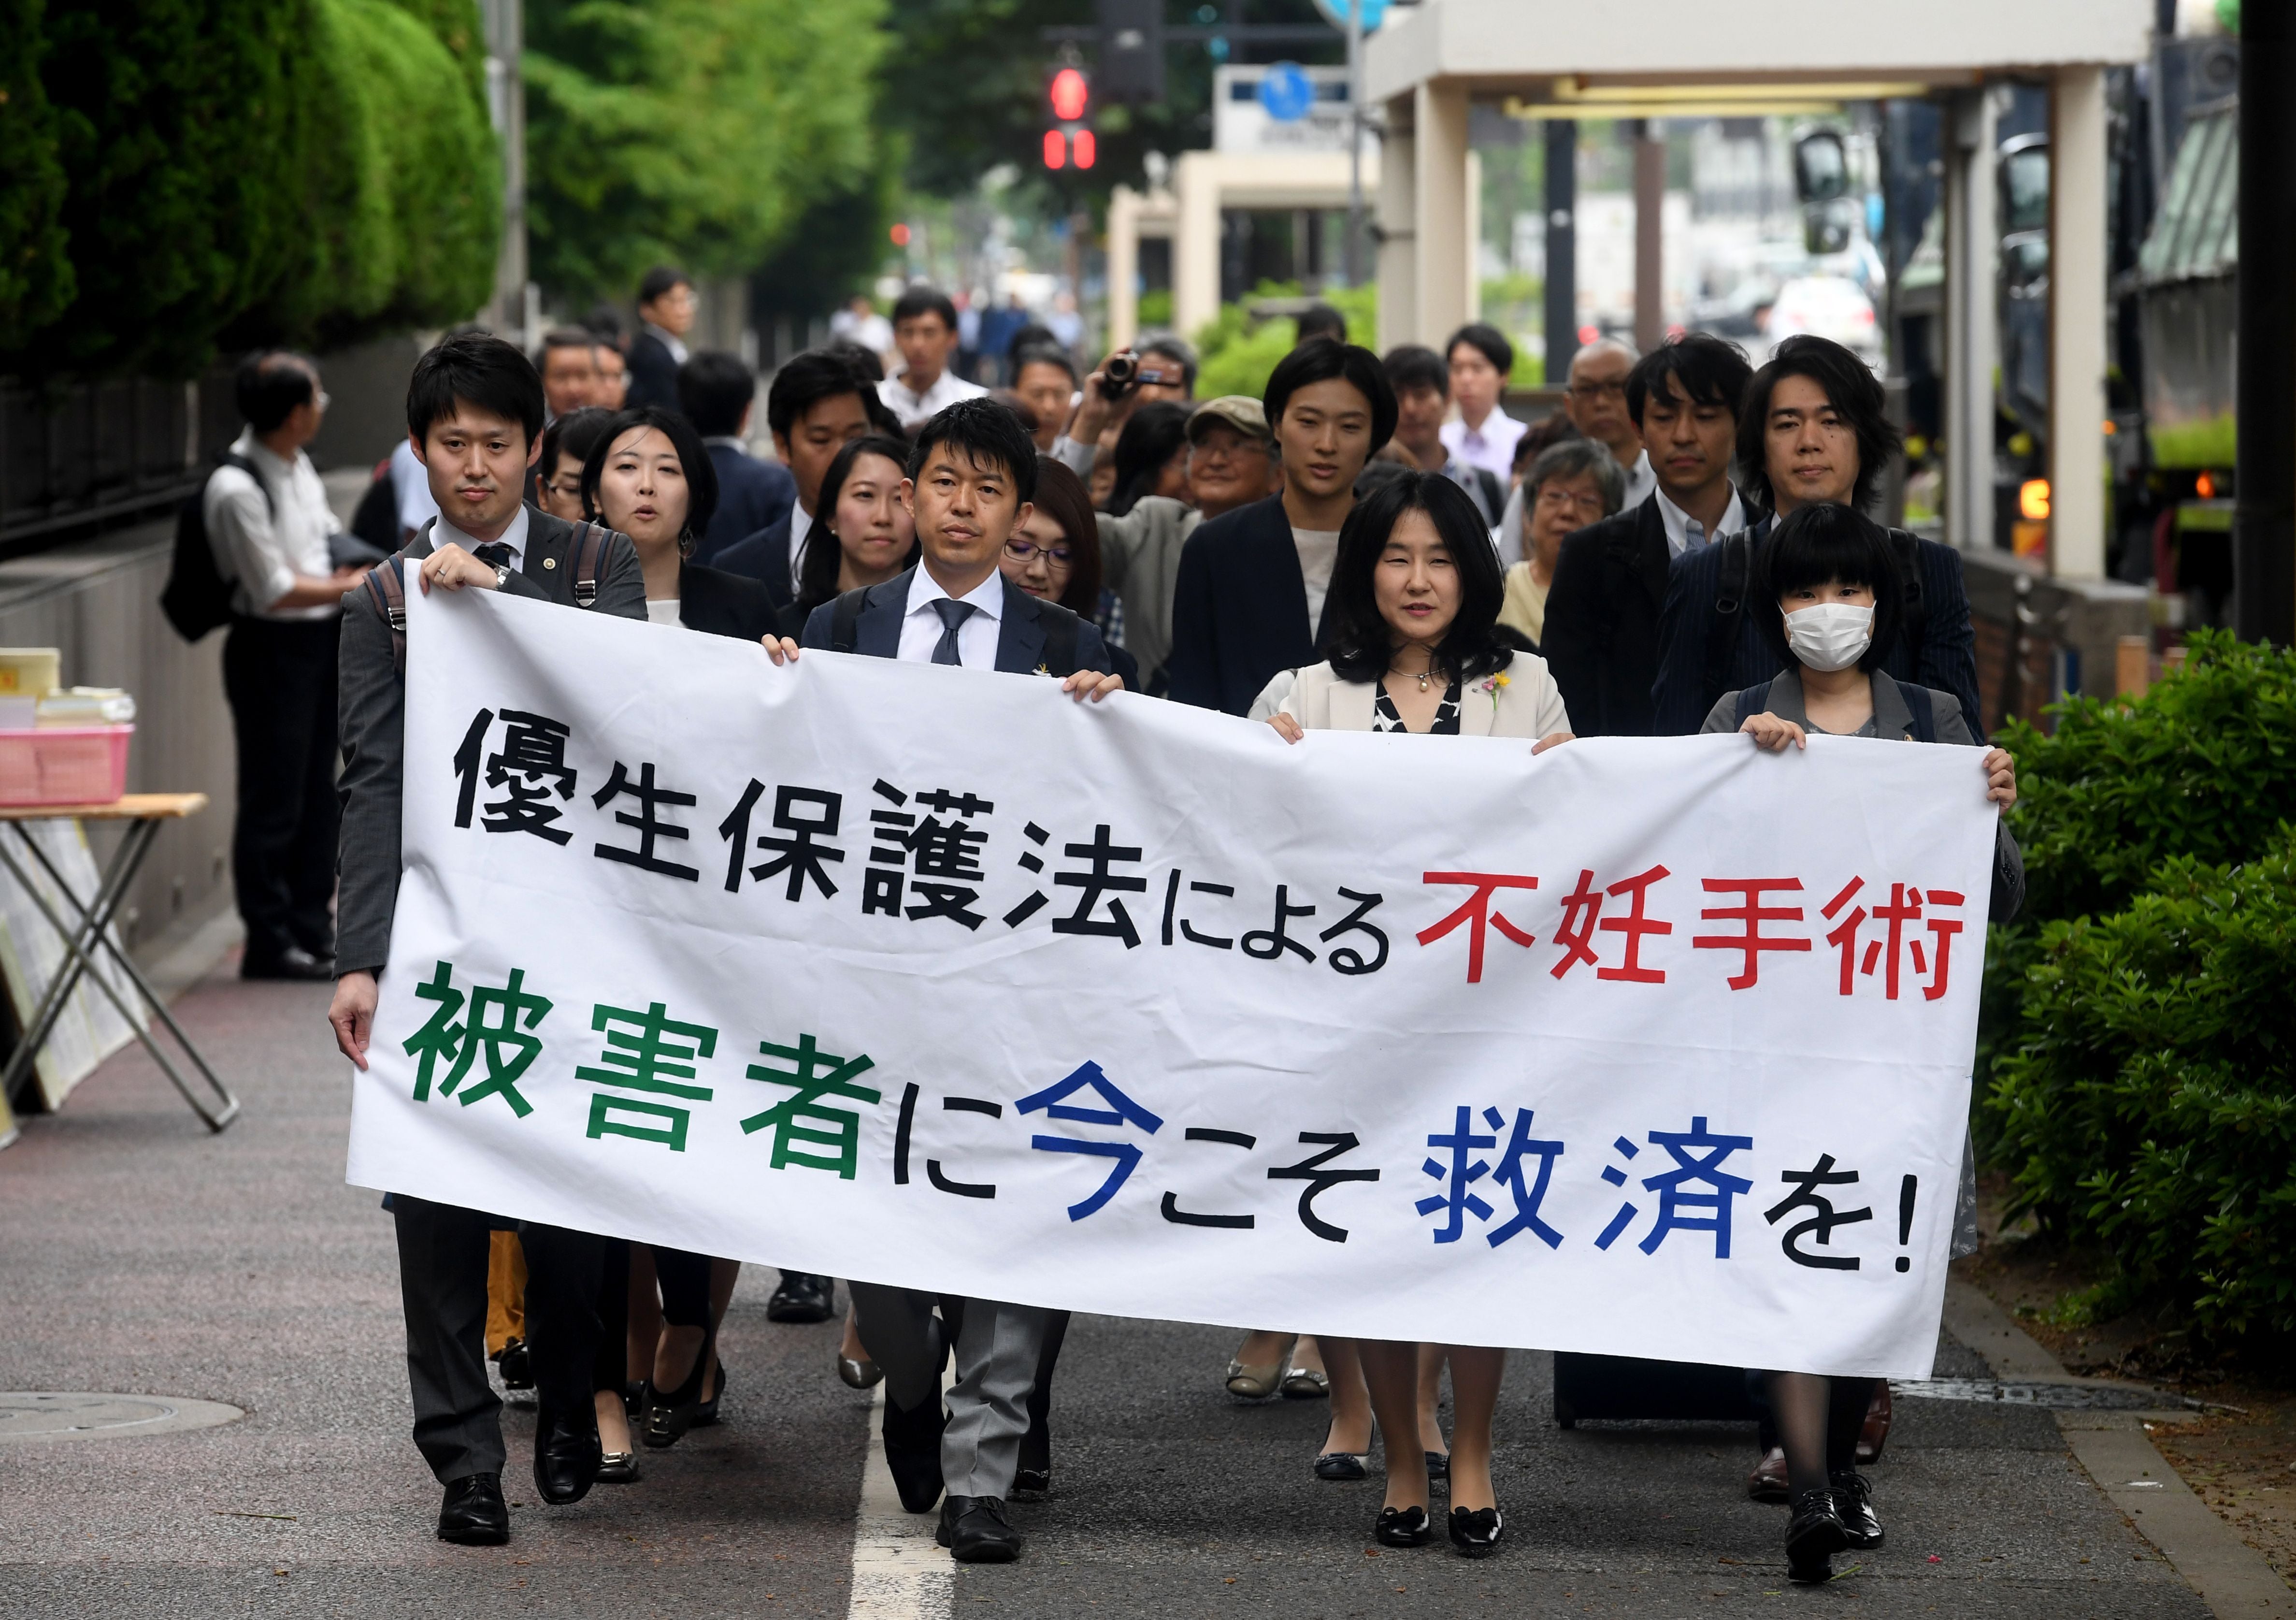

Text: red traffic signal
xmin=1049 ymin=67 xmax=1090 ymax=122
xmin=1043 ymin=63 xmax=1095 ymax=171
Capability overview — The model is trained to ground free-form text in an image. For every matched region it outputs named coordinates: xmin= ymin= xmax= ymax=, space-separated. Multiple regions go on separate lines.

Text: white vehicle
xmin=1761 ymin=274 xmax=1883 ymax=372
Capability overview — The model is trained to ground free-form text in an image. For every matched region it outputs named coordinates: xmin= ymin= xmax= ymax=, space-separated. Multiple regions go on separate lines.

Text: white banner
xmin=347 ymin=586 xmax=1998 ymax=1378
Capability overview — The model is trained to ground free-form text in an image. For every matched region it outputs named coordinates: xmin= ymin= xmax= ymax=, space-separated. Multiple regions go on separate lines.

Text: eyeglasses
xmin=1535 ymin=484 xmax=1609 ymax=519
xmin=1564 ymin=380 xmax=1626 ymax=402
xmin=1191 ymin=436 xmax=1268 ymax=463
xmin=1004 ymin=539 xmax=1074 ymax=565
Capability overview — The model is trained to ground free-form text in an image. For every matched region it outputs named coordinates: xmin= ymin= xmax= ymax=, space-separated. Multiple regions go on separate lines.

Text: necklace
xmin=1387 ymin=660 xmax=1435 ymax=693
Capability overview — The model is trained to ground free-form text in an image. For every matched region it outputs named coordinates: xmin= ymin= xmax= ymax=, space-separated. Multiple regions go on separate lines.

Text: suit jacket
xmin=625 ymin=331 xmax=681 ymax=412
xmin=1277 ymin=655 xmax=1571 ymax=738
xmin=797 ymin=566 xmax=1114 ymax=677
xmin=1541 ymin=494 xmax=1672 ymax=737
xmin=678 ymin=559 xmax=782 ymax=642
xmin=1165 ymin=494 xmax=1337 ymax=716
xmin=713 ymin=514 xmax=796 ymax=613
xmin=335 ymin=510 xmax=648 ymax=975
xmin=697 ymin=444 xmax=794 ymax=565
xmin=1649 ymin=521 xmax=1981 ymax=738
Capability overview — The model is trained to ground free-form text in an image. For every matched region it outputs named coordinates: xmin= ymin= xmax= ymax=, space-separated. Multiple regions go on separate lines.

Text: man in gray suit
xmin=772 ymin=398 xmax=1120 ymax=1562
xmin=327 ymin=332 xmax=647 ymax=1547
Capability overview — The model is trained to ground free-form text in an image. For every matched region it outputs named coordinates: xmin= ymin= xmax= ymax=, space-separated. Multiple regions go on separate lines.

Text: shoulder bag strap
xmin=830 ymin=585 xmax=868 ymax=654
xmin=573 ymin=521 xmax=606 ymax=607
xmin=1734 ymin=677 xmax=1772 ymax=732
xmin=1703 ymin=531 xmax=1751 ymax=707
xmin=1041 ymin=605 xmax=1079 ymax=678
xmin=1900 ymin=682 xmax=1937 ymax=744
xmin=364 ymin=559 xmax=409 ymax=676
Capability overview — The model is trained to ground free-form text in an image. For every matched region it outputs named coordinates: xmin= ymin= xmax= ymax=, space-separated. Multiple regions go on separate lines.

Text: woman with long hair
xmin=785 ymin=433 xmax=920 ymax=634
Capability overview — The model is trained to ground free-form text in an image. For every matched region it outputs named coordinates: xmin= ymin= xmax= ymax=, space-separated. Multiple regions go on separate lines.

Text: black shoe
xmin=1374 ymin=1505 xmax=1436 ymax=1547
xmin=533 ymin=1403 xmax=600 ymax=1504
xmin=882 ymin=1393 xmax=947 ymax=1514
xmin=1785 ymin=1487 xmax=1851 ymax=1584
xmin=437 ymin=1472 xmax=509 ymax=1545
xmin=1011 ymin=1465 xmax=1050 ymax=1499
xmin=1314 ymin=1451 xmax=1368 ymax=1481
xmin=1829 ymin=1469 xmax=1883 ymax=1549
xmin=1015 ymin=1395 xmax=1050 ymax=1500
xmin=493 ymin=1337 xmax=533 ymax=1392
xmin=1425 ymin=1450 xmax=1450 ymax=1486
xmin=1447 ymin=1505 xmax=1503 ymax=1558
xmin=643 ymin=1331 xmax=716 ymax=1449
xmin=766 ymin=1272 xmax=835 ymax=1324
xmin=693 ymin=1357 xmax=726 ymax=1427
xmin=242 ymin=945 xmax=335 ymax=982
xmin=937 ymin=1494 xmax=1021 ymax=1562
xmin=596 ymin=1449 xmax=641 ymax=1484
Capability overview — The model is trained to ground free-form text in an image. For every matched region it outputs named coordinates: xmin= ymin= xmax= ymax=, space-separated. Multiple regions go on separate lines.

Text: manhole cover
xmin=0 ymin=1392 xmax=244 ymax=1442
xmin=1890 ymin=1377 xmax=2169 ymax=1411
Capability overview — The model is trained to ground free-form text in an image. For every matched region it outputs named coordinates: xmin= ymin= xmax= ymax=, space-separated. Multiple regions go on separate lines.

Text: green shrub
xmin=1987 ymin=829 xmax=2296 ymax=1341
xmin=0 ymin=0 xmax=71 ymax=351
xmin=1191 ymin=280 xmax=1379 ymax=403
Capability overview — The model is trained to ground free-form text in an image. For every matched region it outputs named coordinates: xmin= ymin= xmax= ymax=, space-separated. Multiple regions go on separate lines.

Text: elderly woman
xmin=1497 ymin=439 xmax=1623 ymax=653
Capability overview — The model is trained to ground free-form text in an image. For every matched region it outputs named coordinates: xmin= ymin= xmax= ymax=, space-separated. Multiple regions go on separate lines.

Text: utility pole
xmin=479 ymin=0 xmax=528 ymax=343
xmin=1544 ymin=120 xmax=1578 ymax=385
xmin=1345 ymin=0 xmax=1364 ymax=287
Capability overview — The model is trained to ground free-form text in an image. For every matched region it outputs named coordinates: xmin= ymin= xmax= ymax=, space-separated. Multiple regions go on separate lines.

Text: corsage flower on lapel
xmin=1479 ymin=670 xmax=1510 ymax=712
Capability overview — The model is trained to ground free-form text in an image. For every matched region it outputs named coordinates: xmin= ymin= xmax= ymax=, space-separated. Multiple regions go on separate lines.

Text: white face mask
xmin=1784 ymin=601 xmax=1874 ymax=672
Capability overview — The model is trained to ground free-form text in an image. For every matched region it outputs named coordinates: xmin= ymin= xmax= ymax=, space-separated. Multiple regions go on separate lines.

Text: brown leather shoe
xmin=1746 ymin=1445 xmax=1790 ymax=1503
xmin=1856 ymin=1383 xmax=1893 ymax=1465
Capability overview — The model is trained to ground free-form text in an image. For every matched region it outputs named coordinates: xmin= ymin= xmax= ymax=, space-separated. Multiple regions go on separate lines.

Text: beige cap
xmin=1186 ymin=395 xmax=1273 ymax=445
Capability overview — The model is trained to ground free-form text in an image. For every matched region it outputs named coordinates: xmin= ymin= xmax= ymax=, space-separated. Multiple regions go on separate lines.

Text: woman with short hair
xmin=1497 ymin=439 xmax=1624 ymax=653
xmin=1264 ymin=470 xmax=1573 ymax=1559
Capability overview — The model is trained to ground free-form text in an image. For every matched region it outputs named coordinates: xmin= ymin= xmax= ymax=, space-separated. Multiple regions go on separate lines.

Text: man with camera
xmin=1048 ymin=338 xmax=1197 ymax=482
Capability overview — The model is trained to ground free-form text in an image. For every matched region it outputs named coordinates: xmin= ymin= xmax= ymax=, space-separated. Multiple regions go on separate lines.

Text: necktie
xmin=930 ymin=598 xmax=975 ymax=666
xmin=1683 ymin=520 xmax=1706 ymax=555
xmin=474 ymin=542 xmax=514 ymax=572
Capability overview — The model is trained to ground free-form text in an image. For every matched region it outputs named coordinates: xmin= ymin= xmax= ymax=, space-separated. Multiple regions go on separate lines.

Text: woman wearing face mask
xmin=785 ymin=434 xmax=920 ymax=636
xmin=1700 ymin=499 xmax=2022 ymax=1585
xmin=1266 ymin=471 xmax=1573 ymax=1560
xmin=577 ymin=406 xmax=777 ymax=1472
xmin=1001 ymin=458 xmax=1140 ymax=691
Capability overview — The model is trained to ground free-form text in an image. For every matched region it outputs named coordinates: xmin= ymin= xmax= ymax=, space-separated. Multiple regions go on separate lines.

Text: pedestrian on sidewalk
xmin=677 ymin=349 xmax=794 ymax=565
xmin=626 ymin=266 xmax=694 ymax=412
xmin=207 ymin=350 xmax=370 ymax=981
xmin=328 ymin=332 xmax=647 ymax=1547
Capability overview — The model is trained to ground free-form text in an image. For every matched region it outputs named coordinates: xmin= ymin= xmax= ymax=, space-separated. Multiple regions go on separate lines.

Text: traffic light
xmin=1096 ymin=0 xmax=1164 ymax=104
xmin=1044 ymin=64 xmax=1095 ymax=171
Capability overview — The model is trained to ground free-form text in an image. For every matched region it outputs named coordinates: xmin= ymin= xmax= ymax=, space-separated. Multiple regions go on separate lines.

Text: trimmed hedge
xmin=0 ymin=0 xmax=72 ymax=351
xmin=3 ymin=0 xmax=498 ymax=382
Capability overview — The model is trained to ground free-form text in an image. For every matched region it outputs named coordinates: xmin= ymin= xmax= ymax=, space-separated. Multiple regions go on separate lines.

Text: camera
xmin=1096 ymin=350 xmax=1139 ymax=401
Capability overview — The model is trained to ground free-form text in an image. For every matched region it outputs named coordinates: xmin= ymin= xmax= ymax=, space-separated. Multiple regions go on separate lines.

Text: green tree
xmin=0 ymin=0 xmax=71 ymax=353
xmin=524 ymin=0 xmax=889 ymax=304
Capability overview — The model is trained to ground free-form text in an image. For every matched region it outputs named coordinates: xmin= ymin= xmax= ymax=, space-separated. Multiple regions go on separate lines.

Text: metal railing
xmin=0 ymin=372 xmax=239 ymax=559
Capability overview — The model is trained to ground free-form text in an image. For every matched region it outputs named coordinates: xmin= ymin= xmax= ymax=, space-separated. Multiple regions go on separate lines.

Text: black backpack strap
xmin=829 ymin=585 xmax=869 ymax=654
xmin=1900 ymin=682 xmax=1937 ymax=743
xmin=363 ymin=557 xmax=410 ymax=675
xmin=572 ymin=521 xmax=608 ymax=607
xmin=217 ymin=450 xmax=275 ymax=522
xmin=1040 ymin=605 xmax=1080 ymax=678
xmin=1703 ymin=531 xmax=1751 ymax=709
xmin=1886 ymin=526 xmax=1928 ymax=651
xmin=1734 ymin=678 xmax=1773 ymax=731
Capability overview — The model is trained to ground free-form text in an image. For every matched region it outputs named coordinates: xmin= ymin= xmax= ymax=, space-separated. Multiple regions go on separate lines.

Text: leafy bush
xmin=1191 ymin=280 xmax=1379 ymax=403
xmin=0 ymin=0 xmax=72 ymax=351
xmin=1987 ymin=830 xmax=2296 ymax=1340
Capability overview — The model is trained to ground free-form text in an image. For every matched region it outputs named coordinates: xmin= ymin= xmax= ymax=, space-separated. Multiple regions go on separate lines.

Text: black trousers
xmin=392 ymin=1196 xmax=601 ymax=1483
xmin=222 ymin=616 xmax=339 ymax=962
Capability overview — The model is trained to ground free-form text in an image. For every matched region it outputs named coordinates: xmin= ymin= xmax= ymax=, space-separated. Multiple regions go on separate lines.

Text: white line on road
xmin=846 ymin=1379 xmax=951 ymax=1620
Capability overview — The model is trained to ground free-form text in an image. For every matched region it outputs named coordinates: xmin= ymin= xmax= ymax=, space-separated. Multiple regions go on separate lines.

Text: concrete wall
xmin=0 ymin=517 xmax=240 ymax=962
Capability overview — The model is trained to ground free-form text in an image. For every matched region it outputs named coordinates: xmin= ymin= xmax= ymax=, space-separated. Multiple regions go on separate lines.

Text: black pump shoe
xmin=1829 ymin=1469 xmax=1883 ymax=1549
xmin=1447 ymin=1505 xmax=1503 ymax=1558
xmin=643 ymin=1331 xmax=716 ymax=1449
xmin=1785 ymin=1487 xmax=1851 ymax=1584
xmin=437 ymin=1472 xmax=509 ymax=1545
xmin=1374 ymin=1505 xmax=1436 ymax=1547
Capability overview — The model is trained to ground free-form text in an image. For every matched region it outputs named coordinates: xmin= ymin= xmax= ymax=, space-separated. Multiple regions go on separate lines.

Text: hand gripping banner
xmin=346 ymin=586 xmax=1998 ymax=1378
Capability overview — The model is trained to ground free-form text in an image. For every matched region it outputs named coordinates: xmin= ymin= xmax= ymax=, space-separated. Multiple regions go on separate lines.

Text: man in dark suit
xmin=678 ymin=349 xmax=793 ymax=564
xmin=1544 ymin=333 xmax=1755 ymax=736
xmin=713 ymin=350 xmax=899 ymax=618
xmin=327 ymin=333 xmax=648 ymax=1548
xmin=624 ymin=266 xmax=694 ymax=412
xmin=1164 ymin=337 xmax=1397 ymax=715
xmin=1649 ymin=334 xmax=1980 ymax=736
xmin=766 ymin=399 xmax=1117 ymax=1566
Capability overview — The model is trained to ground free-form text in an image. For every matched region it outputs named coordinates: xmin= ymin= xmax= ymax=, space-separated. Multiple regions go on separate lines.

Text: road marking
xmin=846 ymin=1379 xmax=950 ymax=1620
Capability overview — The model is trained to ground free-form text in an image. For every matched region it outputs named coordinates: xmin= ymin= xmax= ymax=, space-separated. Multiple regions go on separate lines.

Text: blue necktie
xmin=930 ymin=598 xmax=975 ymax=666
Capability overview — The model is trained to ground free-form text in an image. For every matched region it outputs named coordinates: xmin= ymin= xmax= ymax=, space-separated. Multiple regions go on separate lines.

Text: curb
xmin=1945 ymin=1278 xmax=2296 ymax=1619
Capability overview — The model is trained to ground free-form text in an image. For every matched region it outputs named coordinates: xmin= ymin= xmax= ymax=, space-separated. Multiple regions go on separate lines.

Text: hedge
xmin=0 ymin=0 xmax=71 ymax=352
xmin=2 ymin=0 xmax=498 ymax=382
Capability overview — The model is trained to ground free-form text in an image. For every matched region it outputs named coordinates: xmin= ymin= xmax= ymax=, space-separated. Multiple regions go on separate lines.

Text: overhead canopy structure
xmin=1364 ymin=0 xmax=2152 ymax=580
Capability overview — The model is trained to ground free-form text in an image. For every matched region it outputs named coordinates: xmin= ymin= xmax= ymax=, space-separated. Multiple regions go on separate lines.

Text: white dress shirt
xmin=202 ymin=428 xmax=343 ymax=622
xmin=389 ymin=438 xmax=440 ymax=537
xmin=434 ymin=504 xmax=532 ymax=569
xmin=1622 ymin=448 xmax=1657 ymax=509
xmin=879 ymin=369 xmax=988 ymax=426
xmin=1654 ymin=483 xmax=1748 ymax=560
xmin=895 ymin=567 xmax=1005 ymax=668
xmin=785 ymin=503 xmax=817 ymax=598
xmin=1440 ymin=408 xmax=1526 ymax=480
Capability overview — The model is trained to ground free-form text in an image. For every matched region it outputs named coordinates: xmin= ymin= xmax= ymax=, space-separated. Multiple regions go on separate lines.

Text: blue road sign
xmin=1310 ymin=0 xmax=1388 ymax=30
xmin=1258 ymin=62 xmax=1315 ymax=123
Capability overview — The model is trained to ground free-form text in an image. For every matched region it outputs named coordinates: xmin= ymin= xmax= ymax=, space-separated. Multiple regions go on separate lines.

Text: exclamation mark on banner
xmin=1894 ymin=1175 xmax=1918 ymax=1273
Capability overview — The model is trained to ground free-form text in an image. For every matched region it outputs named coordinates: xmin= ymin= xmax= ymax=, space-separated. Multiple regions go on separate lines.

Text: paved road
xmin=0 ymin=966 xmax=2211 ymax=1618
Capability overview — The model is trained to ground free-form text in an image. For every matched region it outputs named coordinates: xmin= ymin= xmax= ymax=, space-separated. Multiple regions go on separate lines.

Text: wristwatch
xmin=492 ymin=563 xmax=513 ymax=591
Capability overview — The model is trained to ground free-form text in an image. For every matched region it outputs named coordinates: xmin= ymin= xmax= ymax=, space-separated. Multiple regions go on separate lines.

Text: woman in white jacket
xmin=1265 ymin=471 xmax=1572 ymax=1559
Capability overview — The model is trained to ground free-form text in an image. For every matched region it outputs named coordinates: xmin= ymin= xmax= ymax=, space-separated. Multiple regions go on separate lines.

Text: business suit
xmin=1648 ymin=521 xmax=1981 ymax=738
xmin=1542 ymin=494 xmax=1673 ymax=737
xmin=713 ymin=513 xmax=798 ymax=614
xmin=698 ymin=443 xmax=794 ymax=566
xmin=337 ymin=507 xmax=646 ymax=1489
xmin=1165 ymin=494 xmax=1336 ymax=716
xmin=797 ymin=564 xmax=1105 ymax=1530
xmin=676 ymin=558 xmax=782 ymax=641
xmin=625 ymin=330 xmax=681 ymax=412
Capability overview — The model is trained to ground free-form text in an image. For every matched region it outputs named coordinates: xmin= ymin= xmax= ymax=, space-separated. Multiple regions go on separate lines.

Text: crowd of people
xmin=199 ymin=262 xmax=2022 ymax=1584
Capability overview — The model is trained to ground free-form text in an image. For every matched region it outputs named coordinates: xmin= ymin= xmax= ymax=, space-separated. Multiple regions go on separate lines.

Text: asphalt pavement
xmin=0 ymin=960 xmax=2216 ymax=1619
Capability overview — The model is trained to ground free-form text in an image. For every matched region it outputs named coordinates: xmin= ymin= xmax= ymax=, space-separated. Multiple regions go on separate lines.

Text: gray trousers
xmin=849 ymin=1283 xmax=1048 ymax=1500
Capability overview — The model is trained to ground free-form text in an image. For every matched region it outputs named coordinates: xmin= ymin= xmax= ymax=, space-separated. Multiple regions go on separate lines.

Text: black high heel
xmin=1374 ymin=1505 xmax=1435 ymax=1547
xmin=643 ymin=1328 xmax=716 ymax=1449
xmin=1447 ymin=1505 xmax=1502 ymax=1558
